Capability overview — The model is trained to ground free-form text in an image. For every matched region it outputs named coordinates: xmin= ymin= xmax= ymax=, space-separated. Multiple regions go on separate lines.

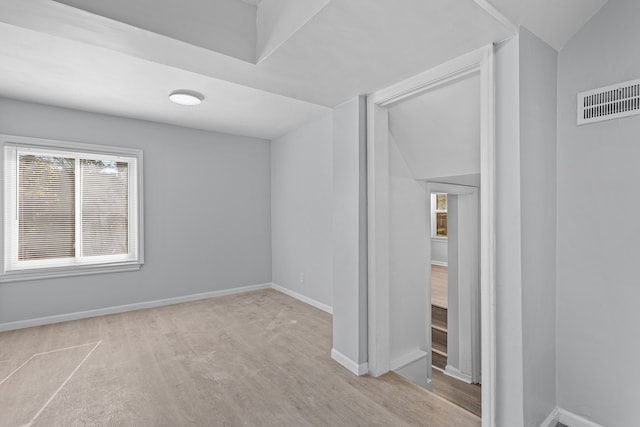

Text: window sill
xmin=0 ymin=262 xmax=142 ymax=283
xmin=431 ymin=236 xmax=448 ymax=242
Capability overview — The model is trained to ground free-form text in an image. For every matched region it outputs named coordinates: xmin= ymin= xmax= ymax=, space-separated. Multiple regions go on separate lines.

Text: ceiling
xmin=486 ymin=0 xmax=608 ymax=51
xmin=0 ymin=0 xmax=608 ymax=139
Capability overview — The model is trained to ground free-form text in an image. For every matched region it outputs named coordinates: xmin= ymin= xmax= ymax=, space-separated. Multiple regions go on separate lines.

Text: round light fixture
xmin=169 ymin=90 xmax=204 ymax=106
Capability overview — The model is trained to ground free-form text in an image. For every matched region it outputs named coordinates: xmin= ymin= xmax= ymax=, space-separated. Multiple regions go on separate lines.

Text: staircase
xmin=432 ymin=304 xmax=448 ymax=370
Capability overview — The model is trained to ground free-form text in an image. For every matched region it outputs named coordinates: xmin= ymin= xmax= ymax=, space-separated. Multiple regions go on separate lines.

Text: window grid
xmin=2 ymin=135 xmax=143 ymax=282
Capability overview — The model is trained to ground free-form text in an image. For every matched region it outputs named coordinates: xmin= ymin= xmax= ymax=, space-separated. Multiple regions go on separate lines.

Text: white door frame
xmin=367 ymin=45 xmax=496 ymax=426
xmin=428 ymin=183 xmax=480 ymax=385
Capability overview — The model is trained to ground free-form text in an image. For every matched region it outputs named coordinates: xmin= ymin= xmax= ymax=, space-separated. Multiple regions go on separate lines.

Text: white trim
xmin=479 ymin=45 xmax=497 ymax=427
xmin=444 ymin=365 xmax=473 ymax=384
xmin=0 ymin=133 xmax=145 ymax=282
xmin=473 ymin=0 xmax=518 ymax=35
xmin=0 ymin=282 xmax=335 ymax=333
xmin=367 ymin=45 xmax=496 ymax=427
xmin=428 ymin=183 xmax=481 ymax=385
xmin=271 ymin=283 xmax=333 ymax=314
xmin=0 ymin=262 xmax=141 ymax=283
xmin=0 ymin=283 xmax=272 ymax=332
xmin=390 ymin=348 xmax=428 ymax=371
xmin=331 ymin=348 xmax=368 ymax=375
xmin=539 ymin=408 xmax=560 ymax=427
xmin=558 ymin=408 xmax=604 ymax=427
xmin=431 ymin=260 xmax=448 ymax=267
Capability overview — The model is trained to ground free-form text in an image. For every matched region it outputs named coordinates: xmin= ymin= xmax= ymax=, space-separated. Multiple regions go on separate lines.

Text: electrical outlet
xmin=299 ymin=272 xmax=304 ymax=284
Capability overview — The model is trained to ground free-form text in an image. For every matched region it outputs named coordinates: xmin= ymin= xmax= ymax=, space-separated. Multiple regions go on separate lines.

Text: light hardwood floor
xmin=432 ymin=369 xmax=481 ymax=417
xmin=0 ymin=289 xmax=479 ymax=426
xmin=429 ymin=264 xmax=482 ymax=417
xmin=431 ymin=265 xmax=448 ymax=309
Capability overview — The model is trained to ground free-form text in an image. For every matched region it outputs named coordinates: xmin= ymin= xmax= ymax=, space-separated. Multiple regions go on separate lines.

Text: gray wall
xmin=519 ymin=28 xmax=558 ymax=427
xmin=271 ymin=111 xmax=333 ymax=307
xmin=495 ymin=35 xmax=526 ymax=426
xmin=430 ymin=238 xmax=448 ymax=264
xmin=388 ymin=134 xmax=429 ymax=368
xmin=0 ymin=98 xmax=271 ymax=324
xmin=332 ymin=97 xmax=368 ymax=366
xmin=495 ymin=29 xmax=558 ymax=426
xmin=557 ymin=0 xmax=640 ymax=424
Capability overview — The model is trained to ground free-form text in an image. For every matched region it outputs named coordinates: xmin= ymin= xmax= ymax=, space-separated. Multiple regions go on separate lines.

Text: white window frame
xmin=1 ymin=134 xmax=144 ymax=282
xmin=431 ymin=192 xmax=448 ymax=239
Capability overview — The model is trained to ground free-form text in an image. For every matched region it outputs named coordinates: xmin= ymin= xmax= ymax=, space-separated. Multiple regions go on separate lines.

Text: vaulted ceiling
xmin=0 ymin=0 xmax=608 ymax=139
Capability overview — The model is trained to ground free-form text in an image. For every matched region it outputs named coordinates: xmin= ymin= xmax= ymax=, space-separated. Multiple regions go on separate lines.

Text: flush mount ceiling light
xmin=169 ymin=90 xmax=204 ymax=106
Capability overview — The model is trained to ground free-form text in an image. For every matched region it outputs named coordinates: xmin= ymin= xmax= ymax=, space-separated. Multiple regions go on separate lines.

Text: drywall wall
xmin=518 ymin=28 xmax=558 ymax=427
xmin=388 ymin=73 xmax=481 ymax=180
xmin=445 ymin=195 xmax=460 ymax=370
xmin=557 ymin=0 xmax=640 ymax=424
xmin=0 ymin=98 xmax=271 ymax=325
xmin=271 ymin=111 xmax=333 ymax=309
xmin=388 ymin=134 xmax=429 ymax=374
xmin=494 ymin=29 xmax=559 ymax=426
xmin=494 ymin=35 xmax=526 ymax=426
xmin=431 ymin=239 xmax=448 ymax=265
xmin=332 ymin=96 xmax=368 ymax=369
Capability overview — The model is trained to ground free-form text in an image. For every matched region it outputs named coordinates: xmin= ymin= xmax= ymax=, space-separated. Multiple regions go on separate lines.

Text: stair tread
xmin=432 ymin=323 xmax=447 ymax=333
xmin=432 ymin=305 xmax=447 ymax=331
xmin=432 ymin=349 xmax=447 ymax=370
xmin=432 ymin=343 xmax=447 ymax=355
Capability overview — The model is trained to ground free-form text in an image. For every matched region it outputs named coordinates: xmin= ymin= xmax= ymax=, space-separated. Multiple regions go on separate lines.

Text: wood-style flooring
xmin=431 ymin=265 xmax=448 ymax=309
xmin=0 ymin=289 xmax=480 ymax=427
xmin=431 ymin=369 xmax=481 ymax=417
xmin=429 ymin=264 xmax=482 ymax=418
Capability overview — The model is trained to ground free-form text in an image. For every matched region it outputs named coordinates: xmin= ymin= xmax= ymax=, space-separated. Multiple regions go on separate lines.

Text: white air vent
xmin=578 ymin=79 xmax=640 ymax=125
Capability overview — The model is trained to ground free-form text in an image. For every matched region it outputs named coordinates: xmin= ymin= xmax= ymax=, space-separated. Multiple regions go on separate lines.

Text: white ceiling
xmin=389 ymin=73 xmax=481 ymax=180
xmin=486 ymin=0 xmax=608 ymax=50
xmin=0 ymin=0 xmax=608 ymax=139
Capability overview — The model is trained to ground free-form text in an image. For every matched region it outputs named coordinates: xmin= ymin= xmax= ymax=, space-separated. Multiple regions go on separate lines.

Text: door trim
xmin=428 ymin=183 xmax=481 ymax=384
xmin=366 ymin=45 xmax=496 ymax=426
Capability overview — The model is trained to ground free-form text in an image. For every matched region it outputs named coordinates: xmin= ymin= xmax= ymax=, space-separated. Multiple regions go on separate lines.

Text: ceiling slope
xmin=389 ymin=73 xmax=481 ymax=180
xmin=0 ymin=0 xmax=608 ymax=138
xmin=0 ymin=22 xmax=329 ymax=139
xmin=0 ymin=0 xmax=511 ymax=107
xmin=482 ymin=0 xmax=608 ymax=51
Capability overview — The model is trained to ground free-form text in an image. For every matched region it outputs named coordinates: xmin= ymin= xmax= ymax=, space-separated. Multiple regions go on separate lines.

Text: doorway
xmin=366 ymin=46 xmax=496 ymax=426
xmin=428 ymin=184 xmax=481 ymax=417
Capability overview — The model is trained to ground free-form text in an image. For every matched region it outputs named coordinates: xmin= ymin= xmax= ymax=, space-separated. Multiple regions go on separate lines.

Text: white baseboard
xmin=444 ymin=365 xmax=473 ymax=384
xmin=331 ymin=348 xmax=368 ymax=375
xmin=0 ymin=282 xmax=335 ymax=334
xmin=270 ymin=283 xmax=333 ymax=314
xmin=431 ymin=261 xmax=448 ymax=267
xmin=0 ymin=283 xmax=272 ymax=332
xmin=539 ymin=408 xmax=559 ymax=427
xmin=390 ymin=348 xmax=428 ymax=371
xmin=558 ymin=408 xmax=604 ymax=427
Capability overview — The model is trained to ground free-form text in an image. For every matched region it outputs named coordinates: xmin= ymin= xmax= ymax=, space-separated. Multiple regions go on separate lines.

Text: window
xmin=2 ymin=135 xmax=143 ymax=282
xmin=431 ymin=193 xmax=447 ymax=238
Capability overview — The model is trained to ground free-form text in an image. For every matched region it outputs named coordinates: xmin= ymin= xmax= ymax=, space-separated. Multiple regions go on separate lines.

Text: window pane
xmin=81 ymin=160 xmax=129 ymax=257
xmin=436 ymin=212 xmax=448 ymax=237
xmin=18 ymin=155 xmax=75 ymax=260
xmin=436 ymin=193 xmax=447 ymax=211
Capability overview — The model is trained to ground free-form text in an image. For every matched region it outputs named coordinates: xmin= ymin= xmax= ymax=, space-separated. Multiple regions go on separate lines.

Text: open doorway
xmin=428 ymin=185 xmax=481 ymax=417
xmin=367 ymin=46 xmax=495 ymax=425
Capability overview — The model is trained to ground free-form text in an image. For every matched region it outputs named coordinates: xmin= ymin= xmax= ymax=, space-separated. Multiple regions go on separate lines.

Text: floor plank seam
xmin=23 ymin=341 xmax=102 ymax=427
